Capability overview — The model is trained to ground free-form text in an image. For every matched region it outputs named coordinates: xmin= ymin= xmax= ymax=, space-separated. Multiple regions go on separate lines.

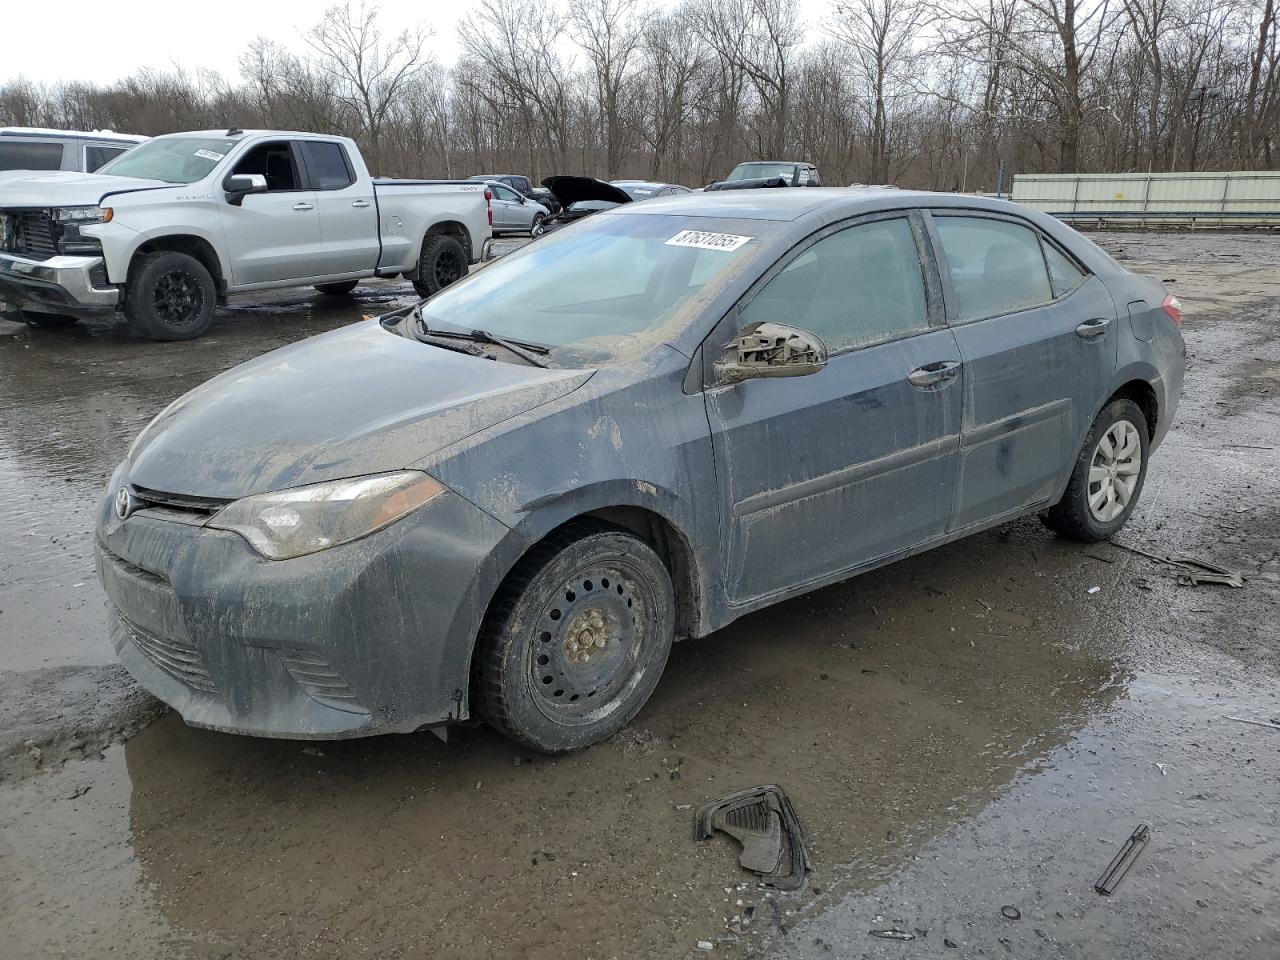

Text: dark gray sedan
xmin=96 ymin=189 xmax=1184 ymax=752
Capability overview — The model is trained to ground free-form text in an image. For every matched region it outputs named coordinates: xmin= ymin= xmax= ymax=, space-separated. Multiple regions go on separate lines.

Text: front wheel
xmin=530 ymin=213 xmax=546 ymax=238
xmin=411 ymin=234 xmax=468 ymax=298
xmin=124 ymin=251 xmax=216 ymax=340
xmin=473 ymin=523 xmax=675 ymax=753
xmin=1041 ymin=398 xmax=1150 ymax=542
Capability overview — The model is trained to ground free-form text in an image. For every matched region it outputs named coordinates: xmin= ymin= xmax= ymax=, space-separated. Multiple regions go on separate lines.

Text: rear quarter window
xmin=0 ymin=140 xmax=64 ymax=171
xmin=86 ymin=144 xmax=129 ymax=172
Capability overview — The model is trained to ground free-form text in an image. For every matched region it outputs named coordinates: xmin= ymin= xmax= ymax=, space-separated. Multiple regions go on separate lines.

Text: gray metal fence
xmin=1010 ymin=171 xmax=1280 ymax=228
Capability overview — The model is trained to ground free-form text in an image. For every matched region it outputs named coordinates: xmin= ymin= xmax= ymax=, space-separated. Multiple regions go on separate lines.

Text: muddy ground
xmin=0 ymin=232 xmax=1277 ymax=959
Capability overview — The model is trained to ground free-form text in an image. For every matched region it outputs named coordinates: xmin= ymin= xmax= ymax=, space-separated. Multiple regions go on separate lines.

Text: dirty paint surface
xmin=0 ymin=231 xmax=1277 ymax=958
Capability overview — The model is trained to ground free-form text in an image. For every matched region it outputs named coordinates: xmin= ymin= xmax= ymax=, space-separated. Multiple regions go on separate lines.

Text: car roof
xmin=0 ymin=126 xmax=146 ymax=143
xmin=610 ymin=186 xmax=1035 ymax=222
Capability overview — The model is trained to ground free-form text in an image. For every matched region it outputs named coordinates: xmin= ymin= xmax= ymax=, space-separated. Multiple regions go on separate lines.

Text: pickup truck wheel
xmin=411 ymin=234 xmax=468 ymax=298
xmin=19 ymin=311 xmax=78 ymax=327
xmin=1041 ymin=398 xmax=1150 ymax=542
xmin=314 ymin=280 xmax=360 ymax=295
xmin=473 ymin=522 xmax=675 ymax=753
xmin=125 ymin=251 xmax=215 ymax=341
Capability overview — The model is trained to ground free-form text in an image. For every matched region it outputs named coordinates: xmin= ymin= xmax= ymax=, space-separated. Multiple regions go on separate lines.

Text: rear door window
xmin=0 ymin=140 xmax=64 ymax=171
xmin=932 ymin=215 xmax=1054 ymax=321
xmin=299 ymin=141 xmax=355 ymax=190
xmin=85 ymin=144 xmax=129 ymax=172
xmin=1044 ymin=241 xmax=1087 ymax=297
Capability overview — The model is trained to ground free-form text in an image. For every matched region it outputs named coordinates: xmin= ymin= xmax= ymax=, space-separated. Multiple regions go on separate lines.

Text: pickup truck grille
xmin=1 ymin=210 xmax=59 ymax=261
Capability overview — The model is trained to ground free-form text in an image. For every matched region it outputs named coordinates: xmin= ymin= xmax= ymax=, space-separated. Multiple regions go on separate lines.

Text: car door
xmin=704 ymin=212 xmax=964 ymax=603
xmin=926 ymin=211 xmax=1118 ymax=530
xmin=491 ymin=184 xmax=526 ymax=230
xmin=217 ymin=139 xmax=323 ymax=285
xmin=298 ymin=139 xmax=378 ymax=276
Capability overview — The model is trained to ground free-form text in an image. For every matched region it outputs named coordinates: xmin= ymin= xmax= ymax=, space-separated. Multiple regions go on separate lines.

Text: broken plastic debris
xmin=1227 ymin=716 xmax=1280 ymax=731
xmin=696 ymin=940 xmax=714 ymax=951
xmin=1111 ymin=542 xmax=1245 ymax=588
xmin=869 ymin=929 xmax=915 ymax=940
xmin=1001 ymin=905 xmax=1021 ymax=920
xmin=1087 ymin=586 xmax=1101 ymax=594
xmin=694 ymin=784 xmax=810 ymax=891
xmin=1095 ymin=823 xmax=1150 ymax=895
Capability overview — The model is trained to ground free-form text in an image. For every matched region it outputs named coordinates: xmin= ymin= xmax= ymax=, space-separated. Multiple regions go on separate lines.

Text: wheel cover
xmin=433 ymin=248 xmax=465 ymax=287
xmin=531 ymin=216 xmax=545 ymax=237
xmin=527 ymin=560 xmax=654 ymax=726
xmin=152 ymin=270 xmax=204 ymax=327
xmin=1087 ymin=420 xmax=1141 ymax=522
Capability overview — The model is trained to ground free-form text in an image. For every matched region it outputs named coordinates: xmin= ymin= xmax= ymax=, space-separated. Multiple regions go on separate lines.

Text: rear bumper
xmin=95 ymin=484 xmax=523 ymax=740
xmin=0 ymin=251 xmax=118 ymax=316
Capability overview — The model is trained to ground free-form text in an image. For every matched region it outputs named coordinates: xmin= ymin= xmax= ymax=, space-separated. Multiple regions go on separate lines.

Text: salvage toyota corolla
xmin=97 ymin=189 xmax=1185 ymax=752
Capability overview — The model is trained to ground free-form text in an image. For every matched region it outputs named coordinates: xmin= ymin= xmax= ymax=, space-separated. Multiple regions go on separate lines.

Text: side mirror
xmin=223 ymin=173 xmax=267 ymax=206
xmin=715 ymin=322 xmax=828 ymax=385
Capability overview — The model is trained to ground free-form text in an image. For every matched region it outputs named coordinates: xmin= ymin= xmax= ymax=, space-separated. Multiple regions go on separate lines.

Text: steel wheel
xmin=1087 ymin=420 xmax=1142 ymax=522
xmin=528 ymin=560 xmax=654 ymax=725
xmin=152 ymin=269 xmax=204 ymax=328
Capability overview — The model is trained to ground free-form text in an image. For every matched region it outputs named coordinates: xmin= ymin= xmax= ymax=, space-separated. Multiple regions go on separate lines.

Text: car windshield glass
xmin=96 ymin=137 xmax=238 ymax=184
xmin=416 ymin=213 xmax=768 ymax=367
xmin=615 ymin=183 xmax=657 ymax=199
xmin=726 ymin=162 xmax=795 ymax=182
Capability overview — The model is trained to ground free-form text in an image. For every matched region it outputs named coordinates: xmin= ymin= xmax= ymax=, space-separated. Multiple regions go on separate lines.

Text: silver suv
xmin=0 ymin=127 xmax=146 ymax=174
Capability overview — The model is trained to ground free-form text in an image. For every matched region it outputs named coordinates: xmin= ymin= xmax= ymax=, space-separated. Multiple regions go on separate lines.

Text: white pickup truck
xmin=0 ymin=129 xmax=493 ymax=339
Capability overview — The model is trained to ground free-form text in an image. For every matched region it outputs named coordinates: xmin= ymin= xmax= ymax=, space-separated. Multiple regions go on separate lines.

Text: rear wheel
xmin=124 ymin=251 xmax=216 ymax=341
xmin=411 ymin=234 xmax=468 ymax=298
xmin=1041 ymin=398 xmax=1149 ymax=542
xmin=314 ymin=280 xmax=359 ymax=295
xmin=473 ymin=523 xmax=675 ymax=753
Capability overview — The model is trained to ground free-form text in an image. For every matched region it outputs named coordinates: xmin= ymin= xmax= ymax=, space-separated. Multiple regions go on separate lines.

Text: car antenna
xmin=226 ymin=126 xmax=244 ymax=137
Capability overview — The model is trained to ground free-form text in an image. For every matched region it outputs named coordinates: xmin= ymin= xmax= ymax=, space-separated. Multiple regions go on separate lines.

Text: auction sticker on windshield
xmin=193 ymin=149 xmax=226 ymax=161
xmin=665 ymin=230 xmax=753 ymax=252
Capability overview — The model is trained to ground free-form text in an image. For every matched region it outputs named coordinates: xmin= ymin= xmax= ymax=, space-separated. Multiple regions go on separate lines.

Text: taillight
xmin=1161 ymin=293 xmax=1183 ymax=327
xmin=484 ymin=188 xmax=493 ymax=226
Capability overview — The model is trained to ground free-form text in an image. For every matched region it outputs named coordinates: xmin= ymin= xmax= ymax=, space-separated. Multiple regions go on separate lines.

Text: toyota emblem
xmin=114 ymin=486 xmax=135 ymax=521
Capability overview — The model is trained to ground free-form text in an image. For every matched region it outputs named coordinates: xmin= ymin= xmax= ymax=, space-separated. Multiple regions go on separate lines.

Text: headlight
xmin=52 ymin=206 xmax=112 ymax=224
xmin=208 ymin=471 xmax=446 ymax=560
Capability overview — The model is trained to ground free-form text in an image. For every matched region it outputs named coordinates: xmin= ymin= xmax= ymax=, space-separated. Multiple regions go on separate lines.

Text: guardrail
xmin=1010 ymin=171 xmax=1280 ymax=228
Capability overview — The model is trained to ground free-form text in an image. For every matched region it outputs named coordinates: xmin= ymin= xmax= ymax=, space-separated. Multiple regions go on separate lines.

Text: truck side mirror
xmin=223 ymin=173 xmax=267 ymax=206
xmin=715 ymin=322 xmax=828 ymax=385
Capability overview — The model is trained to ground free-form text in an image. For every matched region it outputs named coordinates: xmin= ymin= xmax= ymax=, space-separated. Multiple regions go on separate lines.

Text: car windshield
xmin=96 ymin=137 xmax=238 ymax=184
xmin=416 ymin=213 xmax=768 ymax=367
xmin=726 ymin=162 xmax=796 ymax=182
xmin=614 ymin=183 xmax=658 ymax=199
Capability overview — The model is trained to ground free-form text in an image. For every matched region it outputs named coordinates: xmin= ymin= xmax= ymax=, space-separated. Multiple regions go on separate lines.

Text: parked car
xmin=0 ymin=129 xmax=493 ymax=339
xmin=705 ymin=161 xmax=821 ymax=191
xmin=481 ymin=180 xmax=550 ymax=236
xmin=0 ymin=127 xmax=145 ymax=174
xmin=96 ymin=188 xmax=1184 ymax=753
xmin=467 ymin=174 xmax=560 ymax=214
xmin=610 ymin=180 xmax=693 ymax=200
xmin=539 ymin=176 xmax=632 ymax=232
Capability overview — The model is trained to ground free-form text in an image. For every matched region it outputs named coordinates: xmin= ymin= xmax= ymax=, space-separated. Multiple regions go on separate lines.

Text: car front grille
xmin=131 ymin=484 xmax=232 ymax=517
xmin=1 ymin=210 xmax=59 ymax=260
xmin=121 ymin=616 xmax=218 ymax=694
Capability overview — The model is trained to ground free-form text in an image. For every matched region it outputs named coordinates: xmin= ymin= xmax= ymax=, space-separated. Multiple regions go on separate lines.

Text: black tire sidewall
xmin=480 ymin=530 xmax=675 ymax=753
xmin=411 ymin=235 xmax=468 ymax=297
xmin=1049 ymin=399 xmax=1150 ymax=541
xmin=531 ymin=214 xmax=546 ymax=237
xmin=125 ymin=251 xmax=215 ymax=341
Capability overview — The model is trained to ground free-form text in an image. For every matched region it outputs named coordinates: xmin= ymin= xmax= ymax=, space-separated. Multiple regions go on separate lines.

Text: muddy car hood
xmin=125 ymin=321 xmax=592 ymax=499
xmin=0 ymin=170 xmax=168 ymax=206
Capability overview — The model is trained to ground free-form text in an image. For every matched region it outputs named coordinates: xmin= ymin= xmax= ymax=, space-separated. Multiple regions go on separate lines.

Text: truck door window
xmin=85 ymin=144 xmax=129 ymax=171
xmin=0 ymin=140 xmax=64 ymax=171
xmin=299 ymin=141 xmax=355 ymax=190
xmin=231 ymin=141 xmax=302 ymax=192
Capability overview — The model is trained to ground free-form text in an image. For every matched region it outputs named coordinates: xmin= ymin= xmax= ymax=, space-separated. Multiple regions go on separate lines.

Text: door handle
xmin=907 ymin=360 xmax=962 ymax=388
xmin=351 ymin=200 xmax=371 ymax=208
xmin=1075 ymin=317 xmax=1111 ymax=339
xmin=292 ymin=202 xmax=314 ymax=212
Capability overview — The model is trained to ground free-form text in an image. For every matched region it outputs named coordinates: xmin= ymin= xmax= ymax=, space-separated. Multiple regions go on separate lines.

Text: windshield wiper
xmin=464 ymin=328 xmax=550 ymax=368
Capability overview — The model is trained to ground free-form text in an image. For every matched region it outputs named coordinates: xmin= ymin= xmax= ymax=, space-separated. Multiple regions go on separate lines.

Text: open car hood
xmin=541 ymin=176 xmax=631 ymax=208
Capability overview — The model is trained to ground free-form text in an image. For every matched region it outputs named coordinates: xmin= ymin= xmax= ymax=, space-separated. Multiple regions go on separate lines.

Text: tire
xmin=530 ymin=213 xmax=546 ymax=238
xmin=124 ymin=251 xmax=216 ymax=341
xmin=473 ymin=522 xmax=676 ymax=753
xmin=1041 ymin=398 xmax=1150 ymax=542
xmin=314 ymin=280 xmax=359 ymax=295
xmin=19 ymin=311 xmax=78 ymax=327
xmin=411 ymin=234 xmax=469 ymax=298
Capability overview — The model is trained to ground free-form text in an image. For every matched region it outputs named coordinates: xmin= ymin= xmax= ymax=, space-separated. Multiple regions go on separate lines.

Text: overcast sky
xmin=7 ymin=0 xmax=831 ymax=87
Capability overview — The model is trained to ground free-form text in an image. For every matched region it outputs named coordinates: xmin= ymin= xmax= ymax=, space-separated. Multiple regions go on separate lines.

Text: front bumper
xmin=95 ymin=487 xmax=523 ymax=739
xmin=0 ymin=250 xmax=118 ymax=316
